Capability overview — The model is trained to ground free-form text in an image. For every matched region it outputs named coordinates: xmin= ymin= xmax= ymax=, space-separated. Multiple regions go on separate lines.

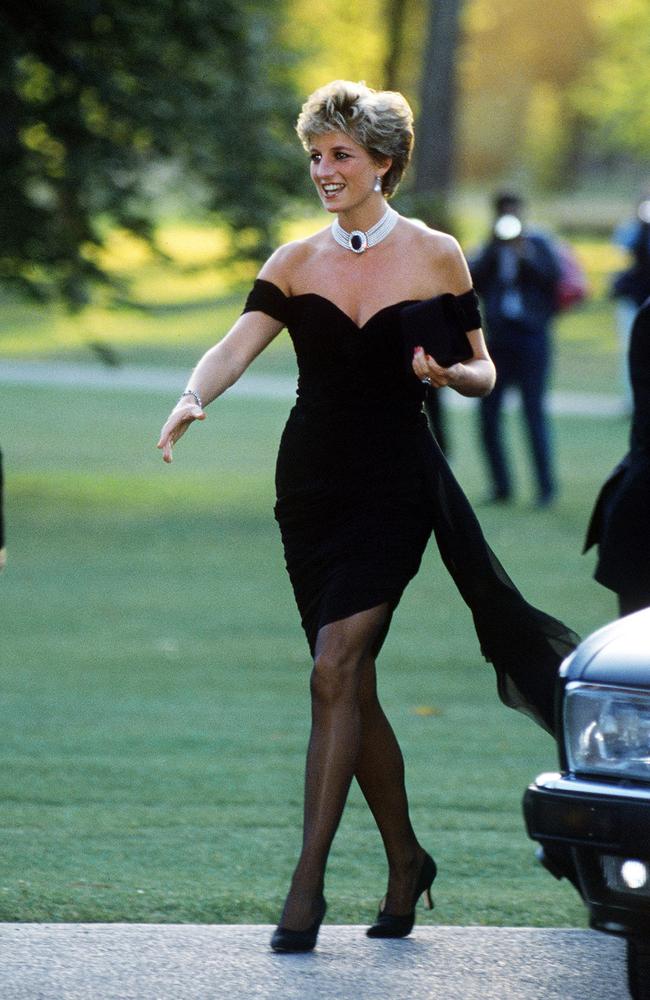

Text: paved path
xmin=0 ymin=358 xmax=626 ymax=417
xmin=0 ymin=923 xmax=629 ymax=1000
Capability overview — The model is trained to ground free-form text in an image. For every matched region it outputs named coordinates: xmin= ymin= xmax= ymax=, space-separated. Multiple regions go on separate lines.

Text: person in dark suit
xmin=584 ymin=298 xmax=650 ymax=615
xmin=611 ymin=195 xmax=650 ymax=408
xmin=0 ymin=449 xmax=5 ymax=572
xmin=469 ymin=193 xmax=562 ymax=507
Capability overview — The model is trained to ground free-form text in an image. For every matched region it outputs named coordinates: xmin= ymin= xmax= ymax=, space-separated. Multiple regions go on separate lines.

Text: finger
xmin=414 ymin=352 xmax=448 ymax=387
xmin=412 ymin=345 xmax=426 ymax=377
xmin=424 ymin=353 xmax=444 ymax=372
xmin=157 ymin=404 xmax=205 ymax=460
xmin=156 ymin=434 xmax=172 ymax=461
xmin=423 ymin=357 xmax=448 ymax=387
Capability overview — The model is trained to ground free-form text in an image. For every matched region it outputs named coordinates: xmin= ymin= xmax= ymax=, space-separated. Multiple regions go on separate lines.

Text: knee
xmin=310 ymin=650 xmax=362 ymax=707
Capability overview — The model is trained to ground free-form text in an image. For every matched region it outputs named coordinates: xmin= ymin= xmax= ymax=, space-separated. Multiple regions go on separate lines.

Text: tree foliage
xmin=284 ymin=0 xmax=385 ymax=98
xmin=3 ymin=0 xmax=647 ymax=312
xmin=572 ymin=0 xmax=650 ymax=161
xmin=460 ymin=0 xmax=599 ymax=185
xmin=283 ymin=0 xmax=608 ymax=195
xmin=0 ymin=0 xmax=302 ymax=306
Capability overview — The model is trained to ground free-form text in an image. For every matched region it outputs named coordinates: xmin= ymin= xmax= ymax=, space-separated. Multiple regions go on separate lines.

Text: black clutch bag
xmin=400 ymin=289 xmax=481 ymax=373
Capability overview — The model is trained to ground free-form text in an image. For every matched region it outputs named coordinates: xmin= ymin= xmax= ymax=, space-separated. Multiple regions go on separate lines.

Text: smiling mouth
xmin=321 ymin=183 xmax=345 ymax=197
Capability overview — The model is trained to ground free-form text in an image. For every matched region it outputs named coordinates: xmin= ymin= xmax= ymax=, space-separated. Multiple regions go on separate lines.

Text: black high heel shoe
xmin=270 ymin=897 xmax=327 ymax=953
xmin=366 ymin=852 xmax=436 ymax=939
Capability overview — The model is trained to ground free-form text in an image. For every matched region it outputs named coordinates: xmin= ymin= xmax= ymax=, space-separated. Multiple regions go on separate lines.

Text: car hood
xmin=560 ymin=608 xmax=650 ymax=688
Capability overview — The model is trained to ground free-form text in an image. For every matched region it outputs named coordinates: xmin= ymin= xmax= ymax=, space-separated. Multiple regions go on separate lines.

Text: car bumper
xmin=524 ymin=772 xmax=650 ymax=852
xmin=524 ymin=773 xmax=650 ymax=936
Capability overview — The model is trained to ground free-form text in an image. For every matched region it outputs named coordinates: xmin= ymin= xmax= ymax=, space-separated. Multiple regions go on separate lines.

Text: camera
xmin=637 ymin=199 xmax=650 ymax=225
xmin=493 ymin=214 xmax=523 ymax=241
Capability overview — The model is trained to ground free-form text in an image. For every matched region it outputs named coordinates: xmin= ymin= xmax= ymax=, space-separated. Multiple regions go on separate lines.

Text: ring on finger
xmin=421 ymin=376 xmax=432 ymax=386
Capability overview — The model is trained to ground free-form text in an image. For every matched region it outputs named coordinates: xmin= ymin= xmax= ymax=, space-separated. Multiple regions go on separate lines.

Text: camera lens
xmin=637 ymin=200 xmax=650 ymax=224
xmin=494 ymin=214 xmax=522 ymax=240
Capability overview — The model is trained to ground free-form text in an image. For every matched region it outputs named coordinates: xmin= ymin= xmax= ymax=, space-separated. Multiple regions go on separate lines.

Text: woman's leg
xmin=355 ymin=657 xmax=429 ymax=914
xmin=278 ymin=604 xmax=392 ymax=930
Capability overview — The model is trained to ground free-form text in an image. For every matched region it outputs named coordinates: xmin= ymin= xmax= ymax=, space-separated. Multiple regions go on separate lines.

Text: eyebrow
xmin=309 ymin=144 xmax=355 ymax=153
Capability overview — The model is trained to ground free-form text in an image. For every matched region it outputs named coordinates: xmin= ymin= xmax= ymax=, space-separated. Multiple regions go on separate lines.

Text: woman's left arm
xmin=412 ymin=235 xmax=496 ymax=398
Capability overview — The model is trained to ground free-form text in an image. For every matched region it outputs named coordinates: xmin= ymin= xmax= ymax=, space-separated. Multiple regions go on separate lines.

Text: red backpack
xmin=554 ymin=242 xmax=589 ymax=311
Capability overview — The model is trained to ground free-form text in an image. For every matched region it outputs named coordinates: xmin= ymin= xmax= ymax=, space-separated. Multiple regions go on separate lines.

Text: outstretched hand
xmin=157 ymin=403 xmax=205 ymax=463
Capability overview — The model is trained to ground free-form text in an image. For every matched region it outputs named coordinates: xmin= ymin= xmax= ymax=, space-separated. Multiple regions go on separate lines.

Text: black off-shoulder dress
xmin=243 ymin=278 xmax=578 ymax=735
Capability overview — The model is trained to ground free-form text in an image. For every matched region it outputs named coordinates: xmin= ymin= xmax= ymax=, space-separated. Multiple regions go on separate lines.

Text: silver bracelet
xmin=179 ymin=389 xmax=203 ymax=409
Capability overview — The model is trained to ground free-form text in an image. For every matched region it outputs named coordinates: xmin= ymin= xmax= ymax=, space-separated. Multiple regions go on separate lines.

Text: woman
xmin=158 ymin=81 xmax=577 ymax=952
xmin=584 ymin=298 xmax=650 ymax=615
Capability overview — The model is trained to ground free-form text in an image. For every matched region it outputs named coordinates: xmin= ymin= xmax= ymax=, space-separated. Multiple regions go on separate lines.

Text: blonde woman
xmin=158 ymin=81 xmax=577 ymax=953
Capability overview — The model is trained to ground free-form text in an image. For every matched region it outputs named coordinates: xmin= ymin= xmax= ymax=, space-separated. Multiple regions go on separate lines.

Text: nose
xmin=314 ymin=155 xmax=333 ymax=179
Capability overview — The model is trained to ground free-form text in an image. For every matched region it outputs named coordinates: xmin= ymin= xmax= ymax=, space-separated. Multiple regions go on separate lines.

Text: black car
xmin=523 ymin=608 xmax=650 ymax=1000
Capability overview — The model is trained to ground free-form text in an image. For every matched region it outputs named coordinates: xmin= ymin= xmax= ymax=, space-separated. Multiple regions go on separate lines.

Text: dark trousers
xmin=479 ymin=330 xmax=555 ymax=501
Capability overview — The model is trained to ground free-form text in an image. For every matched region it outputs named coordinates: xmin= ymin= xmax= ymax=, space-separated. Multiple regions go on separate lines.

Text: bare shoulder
xmin=401 ymin=220 xmax=472 ymax=295
xmin=257 ymin=228 xmax=330 ymax=295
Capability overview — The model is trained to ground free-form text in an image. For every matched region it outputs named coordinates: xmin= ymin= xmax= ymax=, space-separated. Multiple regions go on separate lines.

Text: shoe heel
xmin=420 ymin=852 xmax=437 ymax=910
xmin=366 ymin=851 xmax=437 ymax=939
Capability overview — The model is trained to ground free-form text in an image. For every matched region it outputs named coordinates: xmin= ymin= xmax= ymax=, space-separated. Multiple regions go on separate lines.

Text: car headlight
xmin=564 ymin=682 xmax=650 ymax=782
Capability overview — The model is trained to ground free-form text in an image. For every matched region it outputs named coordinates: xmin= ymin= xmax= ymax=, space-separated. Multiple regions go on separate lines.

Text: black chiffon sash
xmin=419 ymin=432 xmax=579 ymax=736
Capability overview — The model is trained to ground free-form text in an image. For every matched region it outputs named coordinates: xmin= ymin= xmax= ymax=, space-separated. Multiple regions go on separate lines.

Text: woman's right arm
xmin=157 ymin=309 xmax=284 ymax=463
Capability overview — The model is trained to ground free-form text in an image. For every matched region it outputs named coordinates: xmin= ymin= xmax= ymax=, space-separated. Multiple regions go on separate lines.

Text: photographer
xmin=585 ymin=297 xmax=650 ymax=615
xmin=469 ymin=192 xmax=562 ymax=508
xmin=0 ymin=450 xmax=5 ymax=572
xmin=611 ymin=194 xmax=650 ymax=408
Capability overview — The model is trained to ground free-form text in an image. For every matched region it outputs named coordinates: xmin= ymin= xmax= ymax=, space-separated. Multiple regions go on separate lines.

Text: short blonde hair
xmin=296 ymin=80 xmax=414 ymax=198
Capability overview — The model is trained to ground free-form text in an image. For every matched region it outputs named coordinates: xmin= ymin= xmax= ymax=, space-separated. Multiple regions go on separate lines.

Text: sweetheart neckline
xmin=295 ymin=292 xmax=419 ymax=331
xmin=255 ymin=278 xmax=419 ymax=331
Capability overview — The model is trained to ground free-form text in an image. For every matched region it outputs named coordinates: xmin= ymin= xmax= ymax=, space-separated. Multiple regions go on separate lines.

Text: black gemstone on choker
xmin=331 ymin=206 xmax=399 ymax=254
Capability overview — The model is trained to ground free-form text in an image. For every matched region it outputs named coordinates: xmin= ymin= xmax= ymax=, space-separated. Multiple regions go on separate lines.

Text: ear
xmin=375 ymin=156 xmax=393 ymax=179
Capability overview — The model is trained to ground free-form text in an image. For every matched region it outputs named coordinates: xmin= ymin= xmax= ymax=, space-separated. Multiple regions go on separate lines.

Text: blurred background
xmin=1 ymin=0 xmax=648 ymax=929
xmin=1 ymin=0 xmax=649 ymax=317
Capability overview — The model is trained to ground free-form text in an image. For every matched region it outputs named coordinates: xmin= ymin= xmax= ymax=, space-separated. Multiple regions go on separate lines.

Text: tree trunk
xmin=414 ymin=0 xmax=464 ymax=225
xmin=383 ymin=0 xmax=408 ymax=91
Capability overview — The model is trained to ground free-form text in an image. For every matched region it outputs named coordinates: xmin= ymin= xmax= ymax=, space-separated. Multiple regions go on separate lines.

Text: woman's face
xmin=308 ymin=130 xmax=387 ymax=215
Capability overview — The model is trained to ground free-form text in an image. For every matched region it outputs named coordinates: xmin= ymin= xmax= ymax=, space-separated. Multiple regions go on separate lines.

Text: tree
xmin=0 ymin=0 xmax=302 ymax=307
xmin=412 ymin=0 xmax=465 ymax=227
xmin=383 ymin=0 xmax=409 ymax=91
xmin=460 ymin=0 xmax=599 ymax=187
xmin=572 ymin=0 xmax=650 ymax=162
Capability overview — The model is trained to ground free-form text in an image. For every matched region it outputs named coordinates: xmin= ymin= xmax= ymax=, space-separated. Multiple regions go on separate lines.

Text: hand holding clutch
xmin=400 ymin=288 xmax=481 ymax=374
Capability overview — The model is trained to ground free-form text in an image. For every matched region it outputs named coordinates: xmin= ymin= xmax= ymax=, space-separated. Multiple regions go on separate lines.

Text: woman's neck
xmin=336 ymin=197 xmax=388 ymax=235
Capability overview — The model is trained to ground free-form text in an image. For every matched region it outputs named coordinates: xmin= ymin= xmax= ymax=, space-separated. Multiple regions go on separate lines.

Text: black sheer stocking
xmin=355 ymin=660 xmax=427 ymax=914
xmin=279 ymin=603 xmax=424 ymax=930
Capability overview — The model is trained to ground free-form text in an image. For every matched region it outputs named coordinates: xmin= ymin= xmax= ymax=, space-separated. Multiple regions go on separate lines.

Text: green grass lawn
xmin=0 ymin=375 xmax=628 ymax=927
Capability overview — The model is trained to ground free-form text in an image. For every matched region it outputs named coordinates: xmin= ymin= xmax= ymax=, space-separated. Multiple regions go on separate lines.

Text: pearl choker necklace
xmin=331 ymin=205 xmax=399 ymax=254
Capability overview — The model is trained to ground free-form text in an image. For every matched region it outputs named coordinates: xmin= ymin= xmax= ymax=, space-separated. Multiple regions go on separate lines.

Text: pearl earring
xmin=374 ymin=176 xmax=383 ymax=193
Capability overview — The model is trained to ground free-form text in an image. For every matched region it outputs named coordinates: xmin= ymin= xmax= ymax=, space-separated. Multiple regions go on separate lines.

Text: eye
xmin=335 ymin=151 xmax=350 ymax=160
xmin=310 ymin=152 xmax=321 ymax=163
